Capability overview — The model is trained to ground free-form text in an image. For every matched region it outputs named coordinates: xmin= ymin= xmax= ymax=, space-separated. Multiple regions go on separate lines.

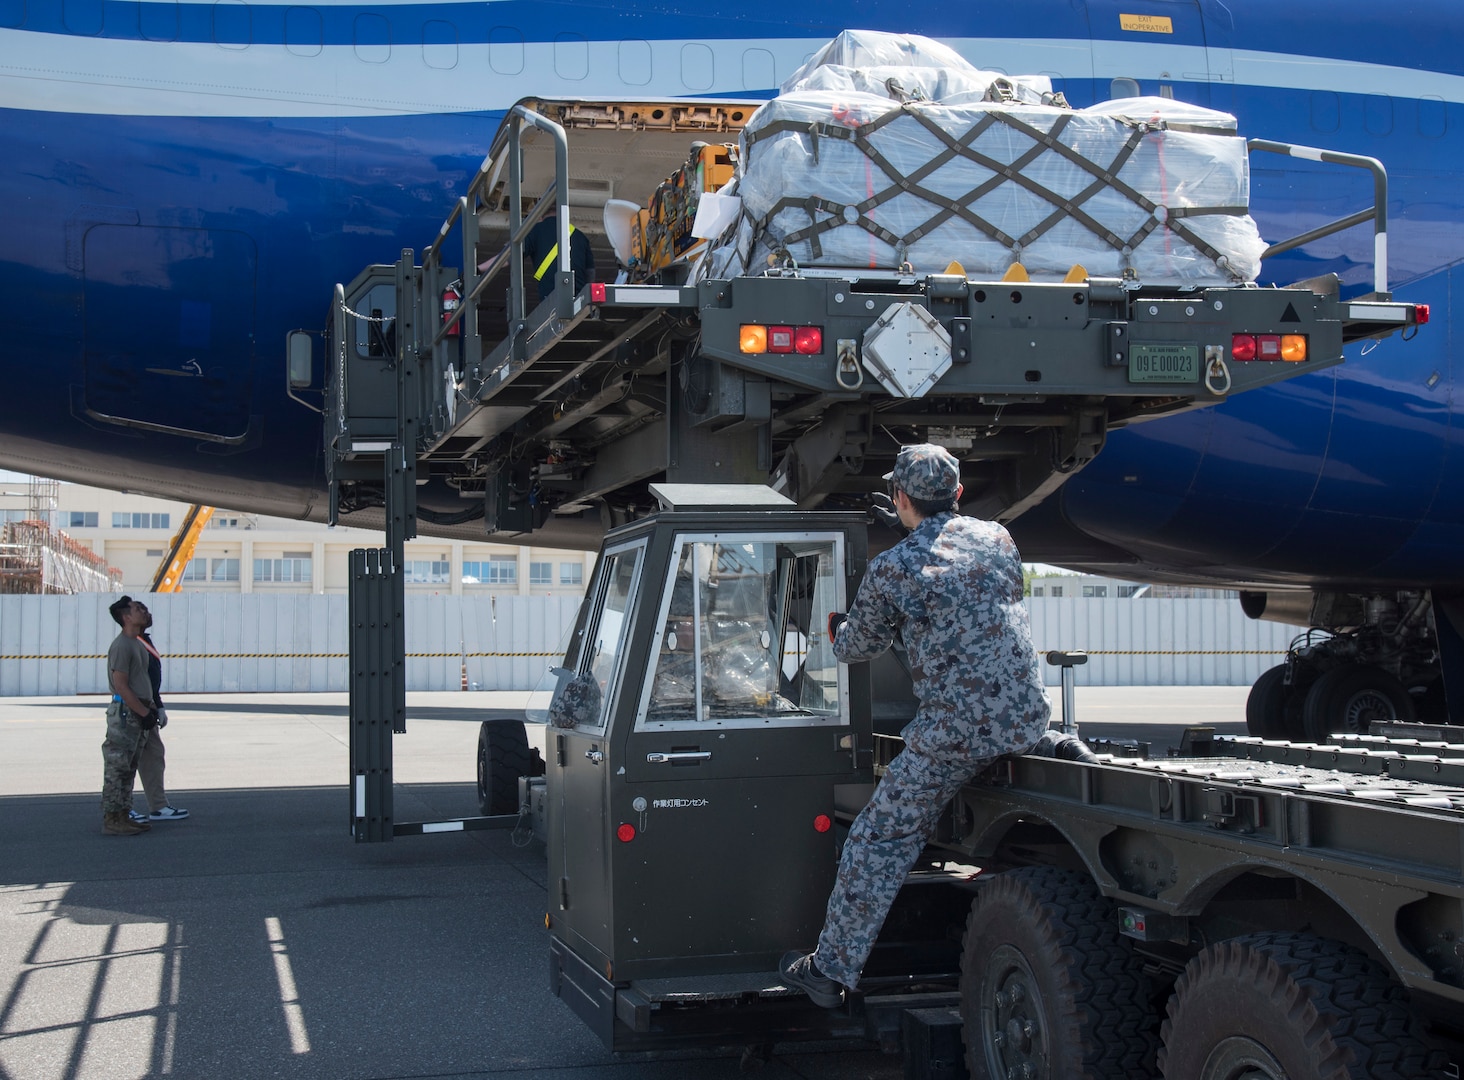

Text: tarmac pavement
xmin=0 ymin=687 xmax=1249 ymax=1080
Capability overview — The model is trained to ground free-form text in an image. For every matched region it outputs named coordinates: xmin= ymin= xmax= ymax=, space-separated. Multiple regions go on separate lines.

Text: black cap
xmin=109 ymin=595 xmax=133 ymax=626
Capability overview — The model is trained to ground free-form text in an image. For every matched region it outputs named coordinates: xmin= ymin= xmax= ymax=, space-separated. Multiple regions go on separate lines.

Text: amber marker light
xmin=1280 ymin=335 xmax=1308 ymax=361
xmin=740 ymin=324 xmax=768 ymax=353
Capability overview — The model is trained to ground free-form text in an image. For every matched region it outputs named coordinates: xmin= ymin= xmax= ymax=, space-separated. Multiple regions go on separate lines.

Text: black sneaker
xmin=779 ymin=950 xmax=845 ymax=1008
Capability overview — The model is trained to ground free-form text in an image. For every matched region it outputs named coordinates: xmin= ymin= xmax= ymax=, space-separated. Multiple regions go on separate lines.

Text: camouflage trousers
xmin=101 ymin=703 xmax=145 ymax=814
xmin=812 ymin=737 xmax=995 ymax=990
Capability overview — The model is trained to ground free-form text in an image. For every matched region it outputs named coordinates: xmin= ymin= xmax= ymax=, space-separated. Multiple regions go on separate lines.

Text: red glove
xmin=827 ymin=612 xmax=847 ymax=644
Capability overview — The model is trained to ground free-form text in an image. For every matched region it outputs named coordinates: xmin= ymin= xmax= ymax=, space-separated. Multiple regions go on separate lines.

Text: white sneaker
xmin=128 ymin=809 xmax=148 ymax=824
xmin=149 ymin=806 xmax=189 ymax=821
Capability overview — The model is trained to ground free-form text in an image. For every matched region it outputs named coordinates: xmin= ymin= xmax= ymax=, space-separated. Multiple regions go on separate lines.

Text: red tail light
xmin=616 ymin=823 xmax=636 ymax=843
xmin=795 ymin=327 xmax=823 ymax=354
xmin=590 ymin=282 xmax=607 ymax=303
xmin=1231 ymin=334 xmax=1256 ymax=361
xmin=813 ymin=814 xmax=832 ymax=833
xmin=1416 ymin=304 xmax=1431 ymax=325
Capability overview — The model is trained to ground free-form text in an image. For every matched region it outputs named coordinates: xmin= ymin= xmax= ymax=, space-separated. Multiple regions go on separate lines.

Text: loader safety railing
xmin=421 ymin=104 xmax=574 ymax=355
xmin=1248 ymin=139 xmax=1390 ymax=297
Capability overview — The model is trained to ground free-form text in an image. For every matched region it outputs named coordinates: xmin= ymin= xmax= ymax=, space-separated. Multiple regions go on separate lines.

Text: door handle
xmin=646 ymin=751 xmax=712 ymax=764
xmin=584 ymin=749 xmax=604 ymax=765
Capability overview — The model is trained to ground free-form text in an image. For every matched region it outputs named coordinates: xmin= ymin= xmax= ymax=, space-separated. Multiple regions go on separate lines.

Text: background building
xmin=0 ymin=479 xmax=593 ymax=599
xmin=1028 ymin=571 xmax=1237 ymax=600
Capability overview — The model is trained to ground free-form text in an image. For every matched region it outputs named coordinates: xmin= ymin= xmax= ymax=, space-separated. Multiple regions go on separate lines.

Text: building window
xmin=1032 ymin=586 xmax=1044 ymax=597
xmin=560 ymin=561 xmax=584 ymax=586
xmin=112 ymin=512 xmax=170 ymax=529
xmin=253 ymin=554 xmax=312 ymax=583
xmin=211 ymin=558 xmax=240 ymax=582
xmin=1050 ymin=585 xmax=1063 ymax=598
xmin=0 ymin=510 xmax=27 ymax=524
xmin=462 ymin=557 xmax=517 ymax=585
xmin=67 ymin=511 xmax=98 ymax=528
xmin=1083 ymin=585 xmax=1109 ymax=598
xmin=210 ymin=515 xmax=241 ymax=529
xmin=181 ymin=559 xmax=207 ymax=582
xmin=1117 ymin=585 xmax=1139 ymax=598
xmin=529 ymin=561 xmax=553 ymax=586
xmin=146 ymin=549 xmax=164 ymax=558
xmin=405 ymin=559 xmax=451 ymax=584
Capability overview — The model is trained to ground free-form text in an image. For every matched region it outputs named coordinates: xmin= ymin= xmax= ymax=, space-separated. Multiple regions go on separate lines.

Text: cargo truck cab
xmin=544 ymin=484 xmax=908 ymax=1049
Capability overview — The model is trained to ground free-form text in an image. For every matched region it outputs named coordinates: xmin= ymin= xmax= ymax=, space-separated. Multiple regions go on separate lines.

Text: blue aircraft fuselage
xmin=0 ymin=0 xmax=1460 ymax=591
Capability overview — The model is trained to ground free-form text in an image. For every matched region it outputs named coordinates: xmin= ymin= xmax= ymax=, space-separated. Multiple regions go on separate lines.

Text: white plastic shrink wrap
xmin=708 ymin=32 xmax=1267 ymax=285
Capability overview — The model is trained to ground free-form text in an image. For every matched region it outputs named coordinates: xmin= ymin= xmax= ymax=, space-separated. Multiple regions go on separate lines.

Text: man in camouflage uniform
xmin=101 ymin=595 xmax=159 ymax=836
xmin=781 ymin=444 xmax=1051 ymax=1006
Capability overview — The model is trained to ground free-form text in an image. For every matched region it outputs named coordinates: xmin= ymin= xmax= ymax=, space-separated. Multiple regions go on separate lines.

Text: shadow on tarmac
xmin=0 ymin=782 xmax=902 ymax=1080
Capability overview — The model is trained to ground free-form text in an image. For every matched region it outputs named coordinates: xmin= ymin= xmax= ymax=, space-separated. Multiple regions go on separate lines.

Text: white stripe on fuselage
xmin=0 ymin=30 xmax=1460 ymax=117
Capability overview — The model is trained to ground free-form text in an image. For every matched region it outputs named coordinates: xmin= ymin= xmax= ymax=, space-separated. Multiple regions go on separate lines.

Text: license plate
xmin=1128 ymin=344 xmax=1200 ymax=383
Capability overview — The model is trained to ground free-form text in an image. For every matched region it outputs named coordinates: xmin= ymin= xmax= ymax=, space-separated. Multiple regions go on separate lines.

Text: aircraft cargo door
xmin=612 ymin=530 xmax=859 ymax=978
xmin=1084 ymin=0 xmax=1225 ymax=107
xmin=82 ymin=225 xmax=257 ymax=444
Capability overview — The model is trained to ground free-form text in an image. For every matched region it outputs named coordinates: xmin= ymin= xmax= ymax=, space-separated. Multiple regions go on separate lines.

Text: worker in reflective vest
xmin=523 ymin=214 xmax=595 ymax=302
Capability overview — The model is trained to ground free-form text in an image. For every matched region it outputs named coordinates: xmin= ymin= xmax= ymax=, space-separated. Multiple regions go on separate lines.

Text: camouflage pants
xmin=101 ymin=703 xmax=145 ymax=814
xmin=812 ymin=736 xmax=994 ymax=990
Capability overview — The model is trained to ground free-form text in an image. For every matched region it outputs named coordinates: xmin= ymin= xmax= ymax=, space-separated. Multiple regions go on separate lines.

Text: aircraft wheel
xmin=1244 ymin=665 xmax=1293 ymax=739
xmin=960 ymin=866 xmax=1158 ymax=1079
xmin=1301 ymin=666 xmax=1415 ymax=742
xmin=477 ymin=718 xmax=535 ymax=815
xmin=1158 ymin=932 xmax=1441 ymax=1080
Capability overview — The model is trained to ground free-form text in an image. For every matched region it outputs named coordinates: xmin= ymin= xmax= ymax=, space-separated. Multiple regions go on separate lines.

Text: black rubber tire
xmin=476 ymin=719 xmax=533 ymax=816
xmin=1245 ymin=664 xmax=1290 ymax=739
xmin=960 ymin=866 xmax=1159 ymax=1080
xmin=1301 ymin=665 xmax=1415 ymax=742
xmin=1158 ymin=932 xmax=1443 ymax=1080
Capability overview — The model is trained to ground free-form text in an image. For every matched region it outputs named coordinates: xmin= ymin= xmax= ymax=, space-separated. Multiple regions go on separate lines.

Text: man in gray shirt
xmin=102 ymin=595 xmax=157 ymax=836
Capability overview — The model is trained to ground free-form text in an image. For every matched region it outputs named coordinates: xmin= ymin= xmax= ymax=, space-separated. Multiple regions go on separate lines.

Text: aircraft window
xmin=423 ymin=20 xmax=457 ymax=70
xmin=555 ymin=32 xmax=588 ymax=81
xmin=285 ymin=6 xmax=322 ymax=57
xmin=742 ymin=48 xmax=775 ymax=93
xmin=1365 ymin=94 xmax=1393 ymax=137
xmin=354 ymin=12 xmax=389 ymax=64
xmin=141 ymin=1 xmax=179 ymax=42
xmin=619 ymin=39 xmax=652 ymax=86
xmin=682 ymin=43 xmax=714 ymax=91
xmin=489 ymin=27 xmax=524 ymax=75
xmin=63 ymin=0 xmax=101 ymax=35
xmin=1419 ymin=95 xmax=1447 ymax=139
xmin=0 ymin=1 xmax=21 ymax=30
xmin=213 ymin=0 xmax=250 ymax=50
xmin=1109 ymin=77 xmax=1141 ymax=100
xmin=1310 ymin=91 xmax=1341 ymax=135
xmin=640 ymin=534 xmax=845 ymax=729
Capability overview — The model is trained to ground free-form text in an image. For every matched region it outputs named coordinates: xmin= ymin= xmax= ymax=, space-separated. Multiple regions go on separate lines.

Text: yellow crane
xmin=150 ymin=505 xmax=214 ymax=592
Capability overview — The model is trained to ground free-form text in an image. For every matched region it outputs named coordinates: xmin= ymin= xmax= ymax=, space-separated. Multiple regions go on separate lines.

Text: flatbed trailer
xmin=307 ymin=93 xmax=1450 ymax=1078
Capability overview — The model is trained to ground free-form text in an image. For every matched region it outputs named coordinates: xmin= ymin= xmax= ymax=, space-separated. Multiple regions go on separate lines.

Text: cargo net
xmin=704 ymin=33 xmax=1267 ymax=285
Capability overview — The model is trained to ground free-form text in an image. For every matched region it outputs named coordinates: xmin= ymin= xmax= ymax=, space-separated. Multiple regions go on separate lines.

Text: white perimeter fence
xmin=0 ymin=594 xmax=1307 ymax=697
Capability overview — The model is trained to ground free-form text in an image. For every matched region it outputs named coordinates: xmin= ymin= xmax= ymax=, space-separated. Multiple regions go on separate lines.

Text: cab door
xmin=548 ymin=538 xmax=647 ymax=967
xmin=613 ymin=530 xmax=863 ymax=973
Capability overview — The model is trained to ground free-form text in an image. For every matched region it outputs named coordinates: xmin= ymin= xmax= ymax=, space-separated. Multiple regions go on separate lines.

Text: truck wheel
xmin=1301 ymin=665 xmax=1415 ymax=741
xmin=1244 ymin=664 xmax=1291 ymax=739
xmin=477 ymin=719 xmax=533 ymax=816
xmin=960 ymin=866 xmax=1158 ymax=1080
xmin=1158 ymin=932 xmax=1442 ymax=1080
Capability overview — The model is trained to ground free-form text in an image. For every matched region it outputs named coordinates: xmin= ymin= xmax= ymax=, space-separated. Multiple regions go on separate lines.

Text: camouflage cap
xmin=884 ymin=444 xmax=961 ymax=501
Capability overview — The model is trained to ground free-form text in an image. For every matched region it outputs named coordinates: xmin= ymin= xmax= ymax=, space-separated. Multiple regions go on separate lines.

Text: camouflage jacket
xmin=833 ymin=512 xmax=1050 ymax=755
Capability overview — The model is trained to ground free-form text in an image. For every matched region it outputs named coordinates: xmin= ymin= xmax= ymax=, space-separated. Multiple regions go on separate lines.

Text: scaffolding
xmin=0 ymin=477 xmax=122 ymax=594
